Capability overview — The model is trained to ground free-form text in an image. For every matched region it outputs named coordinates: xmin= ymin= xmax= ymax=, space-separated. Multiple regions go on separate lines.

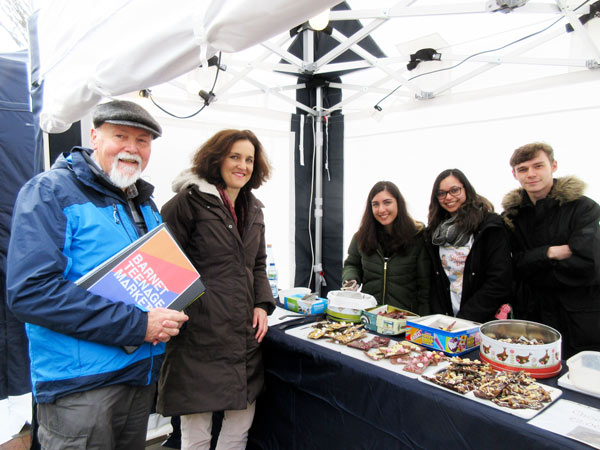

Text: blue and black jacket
xmin=7 ymin=147 xmax=164 ymax=403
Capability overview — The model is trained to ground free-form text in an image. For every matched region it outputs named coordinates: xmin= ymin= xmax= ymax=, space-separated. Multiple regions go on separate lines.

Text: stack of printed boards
xmin=76 ymin=223 xmax=205 ymax=311
xmin=285 ymin=321 xmax=562 ymax=420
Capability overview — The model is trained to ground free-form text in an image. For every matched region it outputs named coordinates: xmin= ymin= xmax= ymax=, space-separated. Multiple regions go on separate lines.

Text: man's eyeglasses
xmin=436 ymin=186 xmax=463 ymax=199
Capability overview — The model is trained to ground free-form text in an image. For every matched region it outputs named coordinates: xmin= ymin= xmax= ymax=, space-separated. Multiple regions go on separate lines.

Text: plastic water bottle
xmin=267 ymin=263 xmax=278 ymax=299
xmin=266 ymin=244 xmax=278 ymax=298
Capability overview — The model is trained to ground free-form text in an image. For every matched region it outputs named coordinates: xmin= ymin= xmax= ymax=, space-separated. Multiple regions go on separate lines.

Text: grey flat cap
xmin=92 ymin=100 xmax=162 ymax=138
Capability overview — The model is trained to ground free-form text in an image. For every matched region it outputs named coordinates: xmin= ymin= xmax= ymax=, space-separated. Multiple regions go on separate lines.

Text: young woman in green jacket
xmin=342 ymin=181 xmax=430 ymax=315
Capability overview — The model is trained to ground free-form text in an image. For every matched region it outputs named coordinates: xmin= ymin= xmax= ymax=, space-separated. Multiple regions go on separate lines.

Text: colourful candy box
xmin=284 ymin=293 xmax=328 ymax=314
xmin=360 ymin=305 xmax=418 ymax=335
xmin=405 ymin=314 xmax=480 ymax=355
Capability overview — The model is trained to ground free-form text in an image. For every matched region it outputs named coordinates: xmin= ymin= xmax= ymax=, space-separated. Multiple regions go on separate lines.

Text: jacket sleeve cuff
xmin=255 ymin=301 xmax=275 ymax=315
xmin=541 ymin=245 xmax=557 ymax=265
xmin=130 ymin=309 xmax=150 ymax=345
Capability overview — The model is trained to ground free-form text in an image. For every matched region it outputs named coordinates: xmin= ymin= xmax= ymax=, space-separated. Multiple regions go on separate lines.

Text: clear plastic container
xmin=567 ymin=351 xmax=600 ymax=395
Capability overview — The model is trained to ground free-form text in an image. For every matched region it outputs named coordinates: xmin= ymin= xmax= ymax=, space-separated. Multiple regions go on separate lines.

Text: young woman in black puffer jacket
xmin=425 ymin=169 xmax=512 ymax=323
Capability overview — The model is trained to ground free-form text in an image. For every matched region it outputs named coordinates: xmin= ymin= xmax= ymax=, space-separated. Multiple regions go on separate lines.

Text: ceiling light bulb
xmin=308 ymin=9 xmax=329 ymax=31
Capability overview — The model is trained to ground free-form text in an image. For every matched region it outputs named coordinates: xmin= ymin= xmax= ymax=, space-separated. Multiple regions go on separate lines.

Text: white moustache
xmin=117 ymin=152 xmax=142 ymax=165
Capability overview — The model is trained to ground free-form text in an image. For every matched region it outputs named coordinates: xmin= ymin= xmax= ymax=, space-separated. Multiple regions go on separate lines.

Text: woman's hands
xmin=253 ymin=307 xmax=268 ymax=342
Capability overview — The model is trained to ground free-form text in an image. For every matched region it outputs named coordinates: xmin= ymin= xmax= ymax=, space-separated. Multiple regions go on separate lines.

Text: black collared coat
xmin=425 ymin=213 xmax=513 ymax=323
xmin=502 ymin=176 xmax=600 ymax=357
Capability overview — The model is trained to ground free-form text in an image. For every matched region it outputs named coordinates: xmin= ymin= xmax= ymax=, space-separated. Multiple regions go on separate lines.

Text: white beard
xmin=109 ymin=152 xmax=142 ymax=188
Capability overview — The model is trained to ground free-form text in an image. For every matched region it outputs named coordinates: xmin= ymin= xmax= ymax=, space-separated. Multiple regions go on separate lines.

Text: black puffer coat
xmin=425 ymin=213 xmax=513 ymax=323
xmin=157 ymin=171 xmax=275 ymax=415
xmin=502 ymin=176 xmax=600 ymax=357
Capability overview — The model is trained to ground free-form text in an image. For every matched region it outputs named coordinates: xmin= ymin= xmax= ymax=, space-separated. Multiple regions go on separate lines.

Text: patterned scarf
xmin=432 ymin=215 xmax=471 ymax=247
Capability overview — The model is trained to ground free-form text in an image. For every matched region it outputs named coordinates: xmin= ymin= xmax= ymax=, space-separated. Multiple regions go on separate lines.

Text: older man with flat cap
xmin=7 ymin=100 xmax=188 ymax=449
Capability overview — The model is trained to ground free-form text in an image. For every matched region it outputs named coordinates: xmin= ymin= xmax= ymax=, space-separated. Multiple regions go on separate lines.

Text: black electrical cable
xmin=373 ymin=0 xmax=591 ymax=111
xmin=566 ymin=0 xmax=600 ymax=31
xmin=145 ymin=52 xmax=222 ymax=119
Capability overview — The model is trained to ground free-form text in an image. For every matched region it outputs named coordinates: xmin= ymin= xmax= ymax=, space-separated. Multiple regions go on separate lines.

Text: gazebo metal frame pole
xmin=314 ymin=85 xmax=324 ymax=295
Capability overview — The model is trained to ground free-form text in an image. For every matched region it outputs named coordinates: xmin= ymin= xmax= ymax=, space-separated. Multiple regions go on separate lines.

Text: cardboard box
xmin=284 ymin=294 xmax=328 ymax=314
xmin=405 ymin=314 xmax=480 ymax=355
xmin=360 ymin=305 xmax=418 ymax=335
xmin=326 ymin=290 xmax=377 ymax=323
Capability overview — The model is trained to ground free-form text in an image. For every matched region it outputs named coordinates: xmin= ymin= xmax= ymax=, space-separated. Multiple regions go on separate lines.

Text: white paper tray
xmin=557 ymin=372 xmax=600 ymax=399
xmin=418 ymin=367 xmax=562 ymax=420
xmin=285 ymin=323 xmax=449 ymax=379
xmin=268 ymin=305 xmax=311 ymax=326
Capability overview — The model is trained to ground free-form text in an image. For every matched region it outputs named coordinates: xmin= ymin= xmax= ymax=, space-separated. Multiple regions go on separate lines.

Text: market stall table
xmin=248 ymin=318 xmax=600 ymax=450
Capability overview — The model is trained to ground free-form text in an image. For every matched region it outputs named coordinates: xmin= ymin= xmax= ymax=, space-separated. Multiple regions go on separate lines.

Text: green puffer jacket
xmin=342 ymin=228 xmax=430 ymax=315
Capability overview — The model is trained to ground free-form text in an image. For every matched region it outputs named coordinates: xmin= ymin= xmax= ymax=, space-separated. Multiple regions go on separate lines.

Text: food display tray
xmin=286 ymin=322 xmax=563 ymax=418
xmin=557 ymin=372 xmax=600 ymax=399
xmin=418 ymin=367 xmax=562 ymax=420
xmin=268 ymin=305 xmax=311 ymax=326
xmin=285 ymin=323 xmax=449 ymax=380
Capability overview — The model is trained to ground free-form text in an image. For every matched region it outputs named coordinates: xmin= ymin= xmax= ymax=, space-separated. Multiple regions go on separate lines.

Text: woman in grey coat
xmin=157 ymin=129 xmax=275 ymax=450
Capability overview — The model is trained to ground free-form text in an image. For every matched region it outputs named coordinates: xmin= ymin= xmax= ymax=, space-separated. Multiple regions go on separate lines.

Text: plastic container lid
xmin=566 ymin=351 xmax=600 ymax=395
xmin=278 ymin=287 xmax=311 ymax=304
xmin=326 ymin=290 xmax=377 ymax=310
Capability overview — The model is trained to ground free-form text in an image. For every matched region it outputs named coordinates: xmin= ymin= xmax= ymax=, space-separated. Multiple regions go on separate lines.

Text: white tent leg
xmin=314 ymin=85 xmax=324 ymax=295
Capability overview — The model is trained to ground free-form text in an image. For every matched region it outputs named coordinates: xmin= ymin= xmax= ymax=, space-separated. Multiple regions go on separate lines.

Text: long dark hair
xmin=427 ymin=169 xmax=493 ymax=237
xmin=356 ymin=181 xmax=417 ymax=255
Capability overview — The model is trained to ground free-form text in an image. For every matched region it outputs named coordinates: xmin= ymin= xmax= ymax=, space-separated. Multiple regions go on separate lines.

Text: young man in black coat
xmin=502 ymin=142 xmax=600 ymax=358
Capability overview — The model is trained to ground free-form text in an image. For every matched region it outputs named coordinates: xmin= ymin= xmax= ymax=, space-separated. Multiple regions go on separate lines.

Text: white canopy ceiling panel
xmin=138 ymin=0 xmax=600 ymax=128
xmin=331 ymin=0 xmax=600 ymax=119
xmin=33 ymin=0 xmax=341 ymax=134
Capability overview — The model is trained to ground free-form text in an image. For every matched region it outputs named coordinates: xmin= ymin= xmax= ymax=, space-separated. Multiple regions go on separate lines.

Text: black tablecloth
xmin=248 ymin=324 xmax=600 ymax=450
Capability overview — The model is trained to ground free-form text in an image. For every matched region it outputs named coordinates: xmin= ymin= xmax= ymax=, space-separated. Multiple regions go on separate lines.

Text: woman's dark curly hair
xmin=192 ymin=129 xmax=270 ymax=190
xmin=426 ymin=168 xmax=493 ymax=238
xmin=356 ymin=181 xmax=417 ymax=255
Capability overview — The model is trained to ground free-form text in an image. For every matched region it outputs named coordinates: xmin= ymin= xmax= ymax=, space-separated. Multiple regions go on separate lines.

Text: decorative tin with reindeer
xmin=479 ymin=320 xmax=562 ymax=379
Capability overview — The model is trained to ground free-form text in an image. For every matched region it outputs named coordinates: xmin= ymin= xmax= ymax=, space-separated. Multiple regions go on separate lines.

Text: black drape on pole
xmin=287 ymin=2 xmax=385 ymax=296
xmin=292 ymin=78 xmax=344 ymax=295
xmin=0 ymin=51 xmax=37 ymax=400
